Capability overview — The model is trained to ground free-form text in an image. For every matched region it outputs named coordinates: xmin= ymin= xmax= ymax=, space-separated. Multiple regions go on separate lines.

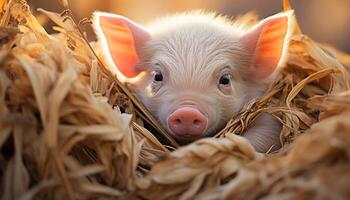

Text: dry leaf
xmin=1 ymin=0 xmax=350 ymax=199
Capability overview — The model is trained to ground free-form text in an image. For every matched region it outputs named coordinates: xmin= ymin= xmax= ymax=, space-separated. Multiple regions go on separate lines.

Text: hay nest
xmin=1 ymin=0 xmax=350 ymax=199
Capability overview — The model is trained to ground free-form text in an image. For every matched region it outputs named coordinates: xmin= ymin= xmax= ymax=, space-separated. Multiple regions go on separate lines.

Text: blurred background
xmin=27 ymin=0 xmax=350 ymax=53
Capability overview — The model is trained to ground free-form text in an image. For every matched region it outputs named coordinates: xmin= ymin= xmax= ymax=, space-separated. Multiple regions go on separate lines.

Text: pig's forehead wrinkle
xmin=147 ymin=10 xmax=244 ymax=35
xmin=146 ymin=33 xmax=247 ymax=87
xmin=141 ymin=11 xmax=254 ymax=87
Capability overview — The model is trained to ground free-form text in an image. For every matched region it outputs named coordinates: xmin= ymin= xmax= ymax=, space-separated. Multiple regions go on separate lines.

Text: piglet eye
xmin=154 ymin=71 xmax=163 ymax=82
xmin=219 ymin=74 xmax=230 ymax=85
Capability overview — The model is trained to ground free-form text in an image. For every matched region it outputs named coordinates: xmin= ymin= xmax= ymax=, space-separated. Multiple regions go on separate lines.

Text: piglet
xmin=92 ymin=11 xmax=293 ymax=152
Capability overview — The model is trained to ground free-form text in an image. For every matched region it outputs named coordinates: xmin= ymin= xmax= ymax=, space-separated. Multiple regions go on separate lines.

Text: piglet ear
xmin=241 ymin=11 xmax=293 ymax=79
xmin=93 ymin=12 xmax=151 ymax=81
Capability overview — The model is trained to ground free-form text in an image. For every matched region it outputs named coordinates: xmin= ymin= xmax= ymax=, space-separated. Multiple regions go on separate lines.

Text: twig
xmin=53 ymin=151 xmax=75 ymax=200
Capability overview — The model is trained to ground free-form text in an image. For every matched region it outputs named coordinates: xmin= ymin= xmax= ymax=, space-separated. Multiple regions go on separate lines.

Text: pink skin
xmin=167 ymin=107 xmax=208 ymax=138
xmin=93 ymin=11 xmax=292 ymax=152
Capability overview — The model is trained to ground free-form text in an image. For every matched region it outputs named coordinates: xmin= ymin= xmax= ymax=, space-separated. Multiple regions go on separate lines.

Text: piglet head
xmin=93 ymin=11 xmax=292 ymax=144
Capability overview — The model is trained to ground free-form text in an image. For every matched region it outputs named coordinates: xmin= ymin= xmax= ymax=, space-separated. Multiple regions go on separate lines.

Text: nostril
xmin=193 ymin=119 xmax=200 ymax=125
xmin=174 ymin=119 xmax=181 ymax=124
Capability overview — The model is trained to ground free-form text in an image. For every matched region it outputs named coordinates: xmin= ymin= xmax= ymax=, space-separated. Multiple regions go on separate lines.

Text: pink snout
xmin=168 ymin=107 xmax=207 ymax=137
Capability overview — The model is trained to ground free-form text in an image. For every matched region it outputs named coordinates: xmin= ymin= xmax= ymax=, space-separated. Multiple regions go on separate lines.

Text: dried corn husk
xmin=1 ymin=0 xmax=350 ymax=199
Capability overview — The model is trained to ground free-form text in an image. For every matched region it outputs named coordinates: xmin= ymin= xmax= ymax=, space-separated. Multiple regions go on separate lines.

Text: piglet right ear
xmin=93 ymin=12 xmax=151 ymax=81
xmin=240 ymin=11 xmax=293 ymax=79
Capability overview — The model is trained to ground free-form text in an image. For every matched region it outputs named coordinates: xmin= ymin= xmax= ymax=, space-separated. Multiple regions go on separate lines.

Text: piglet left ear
xmin=92 ymin=12 xmax=151 ymax=82
xmin=241 ymin=11 xmax=293 ymax=79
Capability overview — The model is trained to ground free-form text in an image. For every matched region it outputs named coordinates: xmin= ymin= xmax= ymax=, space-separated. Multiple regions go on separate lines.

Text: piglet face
xmin=93 ymin=11 xmax=292 ymax=144
xmin=133 ymin=23 xmax=249 ymax=143
xmin=136 ymin=64 xmax=246 ymax=143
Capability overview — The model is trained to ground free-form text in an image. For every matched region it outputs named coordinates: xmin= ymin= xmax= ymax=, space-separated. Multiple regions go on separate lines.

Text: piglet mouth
xmin=176 ymin=133 xmax=199 ymax=139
